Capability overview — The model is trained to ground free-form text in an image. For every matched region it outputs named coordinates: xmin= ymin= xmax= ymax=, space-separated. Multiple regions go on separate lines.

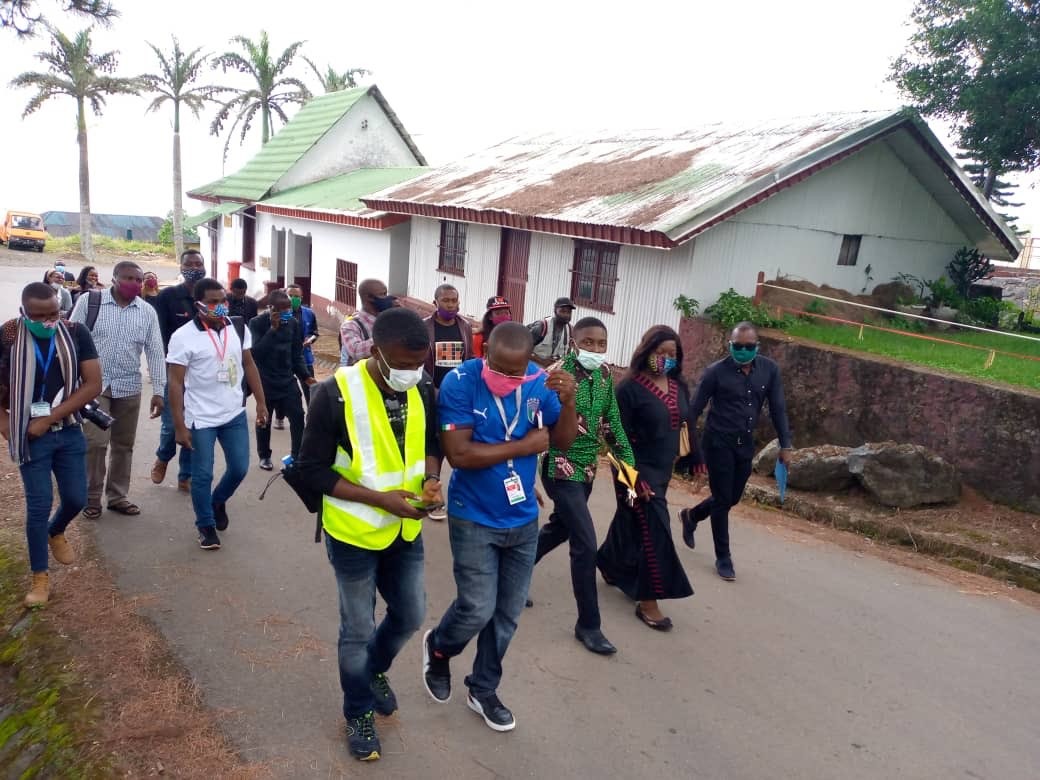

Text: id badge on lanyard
xmin=493 ymin=387 xmax=528 ymax=505
xmin=205 ymin=323 xmax=230 ymax=384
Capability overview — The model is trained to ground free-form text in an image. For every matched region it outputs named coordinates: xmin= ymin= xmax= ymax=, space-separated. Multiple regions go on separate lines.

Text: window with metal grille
xmin=837 ymin=234 xmax=862 ymax=266
xmin=570 ymin=240 xmax=620 ymax=311
xmin=438 ymin=221 xmax=467 ymax=275
xmin=335 ymin=259 xmax=358 ymax=307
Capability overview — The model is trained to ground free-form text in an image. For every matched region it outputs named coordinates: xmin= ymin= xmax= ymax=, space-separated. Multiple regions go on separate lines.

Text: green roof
xmin=259 ymin=167 xmax=428 ymax=213
xmin=184 ymin=201 xmax=244 ymax=229
xmin=189 ymin=85 xmax=425 ymax=202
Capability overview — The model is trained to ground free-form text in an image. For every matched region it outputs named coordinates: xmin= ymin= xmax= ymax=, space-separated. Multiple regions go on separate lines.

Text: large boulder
xmin=753 ymin=439 xmax=780 ymax=475
xmin=872 ymin=281 xmax=916 ymax=310
xmin=847 ymin=442 xmax=960 ymax=508
xmin=787 ymin=445 xmax=855 ymax=492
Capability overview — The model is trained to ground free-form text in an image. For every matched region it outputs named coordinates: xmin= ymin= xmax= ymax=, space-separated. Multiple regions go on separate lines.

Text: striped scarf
xmin=3 ymin=318 xmax=80 ymax=464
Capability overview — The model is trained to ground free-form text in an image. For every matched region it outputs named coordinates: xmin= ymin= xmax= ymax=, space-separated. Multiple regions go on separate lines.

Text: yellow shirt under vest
xmin=321 ymin=364 xmax=426 ymax=550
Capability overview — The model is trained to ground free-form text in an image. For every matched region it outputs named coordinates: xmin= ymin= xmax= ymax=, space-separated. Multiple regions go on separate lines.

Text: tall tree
xmin=1 ymin=0 xmax=116 ymax=37
xmin=891 ymin=0 xmax=1040 ymax=207
xmin=11 ymin=26 xmax=141 ymax=260
xmin=210 ymin=30 xmax=311 ymax=158
xmin=301 ymin=57 xmax=369 ymax=93
xmin=956 ymin=152 xmax=1025 ymax=231
xmin=143 ymin=37 xmax=219 ymax=259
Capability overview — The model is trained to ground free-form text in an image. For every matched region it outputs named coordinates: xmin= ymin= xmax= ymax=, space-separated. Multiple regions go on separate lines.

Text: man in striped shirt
xmin=70 ymin=261 xmax=166 ymax=518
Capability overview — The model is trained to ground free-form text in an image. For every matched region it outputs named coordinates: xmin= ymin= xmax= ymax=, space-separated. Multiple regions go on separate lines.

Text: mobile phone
xmin=412 ymin=502 xmax=445 ymax=514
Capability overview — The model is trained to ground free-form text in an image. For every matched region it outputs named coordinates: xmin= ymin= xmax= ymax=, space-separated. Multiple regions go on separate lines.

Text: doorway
xmin=497 ymin=228 xmax=531 ymax=322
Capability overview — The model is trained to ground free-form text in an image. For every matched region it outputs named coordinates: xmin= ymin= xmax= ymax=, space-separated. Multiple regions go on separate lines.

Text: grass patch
xmin=785 ymin=320 xmax=1040 ymax=390
xmin=45 ymin=234 xmax=175 ymax=258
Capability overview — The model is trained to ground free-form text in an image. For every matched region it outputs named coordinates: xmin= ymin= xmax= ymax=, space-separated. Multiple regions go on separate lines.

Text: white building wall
xmin=214 ymin=216 xmax=243 ymax=284
xmin=406 ymin=218 xmax=502 ymax=320
xmin=273 ymin=94 xmax=420 ymax=193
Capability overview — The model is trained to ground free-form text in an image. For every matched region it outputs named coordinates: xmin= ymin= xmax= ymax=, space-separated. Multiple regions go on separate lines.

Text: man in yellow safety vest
xmin=297 ymin=307 xmax=443 ymax=762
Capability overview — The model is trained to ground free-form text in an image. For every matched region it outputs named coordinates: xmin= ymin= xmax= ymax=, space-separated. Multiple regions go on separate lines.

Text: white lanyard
xmin=492 ymin=386 xmax=522 ymax=473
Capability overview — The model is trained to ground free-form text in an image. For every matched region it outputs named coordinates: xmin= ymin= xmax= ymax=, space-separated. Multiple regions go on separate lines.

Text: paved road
xmin=87 ymin=408 xmax=1039 ymax=779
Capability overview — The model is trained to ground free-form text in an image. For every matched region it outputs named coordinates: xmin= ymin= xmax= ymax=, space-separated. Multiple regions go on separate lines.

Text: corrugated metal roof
xmin=184 ymin=201 xmax=244 ymax=229
xmin=188 ymin=85 xmax=426 ymax=203
xmin=258 ymin=167 xmax=427 ymax=215
xmin=363 ymin=109 xmax=1020 ymax=258
xmin=42 ymin=211 xmax=164 ymax=230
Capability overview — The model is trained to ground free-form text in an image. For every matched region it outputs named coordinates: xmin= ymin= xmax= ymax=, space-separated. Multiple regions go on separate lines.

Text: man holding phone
xmin=297 ymin=307 xmax=442 ymax=762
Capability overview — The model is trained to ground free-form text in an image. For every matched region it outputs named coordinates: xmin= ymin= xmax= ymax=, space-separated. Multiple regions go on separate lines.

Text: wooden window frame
xmin=570 ymin=239 xmax=620 ymax=313
xmin=437 ymin=220 xmax=467 ymax=276
xmin=335 ymin=258 xmax=358 ymax=308
xmin=837 ymin=234 xmax=862 ymax=267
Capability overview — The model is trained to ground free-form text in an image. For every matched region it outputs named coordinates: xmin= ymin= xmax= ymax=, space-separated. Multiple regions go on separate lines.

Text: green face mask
xmin=290 ymin=296 xmax=302 ymax=310
xmin=25 ymin=318 xmax=57 ymax=339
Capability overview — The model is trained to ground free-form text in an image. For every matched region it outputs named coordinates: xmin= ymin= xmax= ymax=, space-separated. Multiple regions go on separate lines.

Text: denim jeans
xmin=156 ymin=384 xmax=192 ymax=482
xmin=189 ymin=411 xmax=249 ymax=529
xmin=692 ymin=436 xmax=755 ymax=561
xmin=431 ymin=516 xmax=538 ymax=697
xmin=18 ymin=425 xmax=87 ymax=572
xmin=325 ymin=532 xmax=425 ymax=719
xmin=536 ymin=477 xmax=600 ymax=629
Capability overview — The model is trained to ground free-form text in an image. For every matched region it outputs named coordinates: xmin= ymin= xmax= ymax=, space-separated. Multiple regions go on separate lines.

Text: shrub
xmin=947 ymin=246 xmax=993 ymax=299
xmin=925 ymin=277 xmax=963 ymax=309
xmin=959 ymin=296 xmax=1001 ymax=327
xmin=672 ymin=294 xmax=701 ymax=318
xmin=705 ymin=289 xmax=792 ymax=330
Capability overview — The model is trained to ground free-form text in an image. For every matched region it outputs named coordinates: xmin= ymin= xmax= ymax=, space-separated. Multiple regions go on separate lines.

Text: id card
xmin=217 ymin=368 xmax=230 ymax=384
xmin=30 ymin=402 xmax=51 ymax=418
xmin=503 ymin=474 xmax=527 ymax=505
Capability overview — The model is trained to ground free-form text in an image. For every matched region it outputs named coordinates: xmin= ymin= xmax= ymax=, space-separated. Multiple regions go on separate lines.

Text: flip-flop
xmin=82 ymin=506 xmax=102 ymax=520
xmin=107 ymin=501 xmax=141 ymax=516
xmin=635 ymin=605 xmax=673 ymax=632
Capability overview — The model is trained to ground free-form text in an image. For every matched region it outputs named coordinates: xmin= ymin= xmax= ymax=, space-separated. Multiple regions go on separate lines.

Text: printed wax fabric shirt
xmin=70 ymin=289 xmax=166 ymax=398
xmin=437 ymin=358 xmax=561 ymax=529
xmin=166 ymin=319 xmax=253 ymax=429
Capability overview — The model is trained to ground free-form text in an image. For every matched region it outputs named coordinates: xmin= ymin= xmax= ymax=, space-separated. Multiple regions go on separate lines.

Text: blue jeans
xmin=189 ymin=411 xmax=249 ymax=529
xmin=18 ymin=425 xmax=87 ymax=572
xmin=156 ymin=384 xmax=191 ymax=482
xmin=431 ymin=517 xmax=538 ymax=697
xmin=325 ymin=532 xmax=425 ymax=718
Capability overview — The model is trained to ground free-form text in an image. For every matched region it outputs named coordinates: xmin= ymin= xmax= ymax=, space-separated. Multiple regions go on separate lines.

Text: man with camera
xmin=0 ymin=282 xmax=102 ymax=607
xmin=296 ymin=307 xmax=443 ymax=762
xmin=70 ymin=261 xmax=166 ymax=519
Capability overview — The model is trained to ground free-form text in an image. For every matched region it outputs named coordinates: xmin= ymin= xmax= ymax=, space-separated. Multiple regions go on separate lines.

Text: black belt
xmin=706 ymin=430 xmax=753 ymax=448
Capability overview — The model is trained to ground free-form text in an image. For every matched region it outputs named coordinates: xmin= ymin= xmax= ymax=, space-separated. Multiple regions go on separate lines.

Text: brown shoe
xmin=151 ymin=459 xmax=168 ymax=484
xmin=178 ymin=478 xmax=191 ymax=493
xmin=48 ymin=533 xmax=75 ymax=565
xmin=25 ymin=571 xmax=49 ymax=608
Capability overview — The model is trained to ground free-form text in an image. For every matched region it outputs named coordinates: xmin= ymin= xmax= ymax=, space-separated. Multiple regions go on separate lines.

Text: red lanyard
xmin=202 ymin=321 xmax=228 ymax=362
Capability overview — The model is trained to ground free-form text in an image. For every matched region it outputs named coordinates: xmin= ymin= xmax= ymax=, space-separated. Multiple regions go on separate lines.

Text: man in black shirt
xmin=151 ymin=250 xmax=205 ymax=490
xmin=249 ymin=290 xmax=314 ymax=470
xmin=227 ymin=278 xmax=259 ymax=323
xmin=297 ymin=307 xmax=442 ymax=762
xmin=422 ymin=284 xmax=474 ymax=389
xmin=684 ymin=321 xmax=792 ymax=581
xmin=0 ymin=283 xmax=102 ymax=607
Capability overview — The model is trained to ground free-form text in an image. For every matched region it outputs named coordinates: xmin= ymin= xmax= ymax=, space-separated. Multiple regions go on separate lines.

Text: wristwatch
xmin=423 ymin=474 xmax=441 ymax=483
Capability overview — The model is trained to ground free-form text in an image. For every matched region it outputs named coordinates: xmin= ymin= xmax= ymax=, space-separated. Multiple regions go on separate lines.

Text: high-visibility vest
xmin=321 ymin=364 xmax=426 ymax=550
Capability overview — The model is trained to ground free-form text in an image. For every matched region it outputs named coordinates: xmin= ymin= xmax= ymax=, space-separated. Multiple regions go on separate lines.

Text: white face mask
xmin=576 ymin=349 xmax=608 ymax=371
xmin=378 ymin=353 xmax=423 ymax=392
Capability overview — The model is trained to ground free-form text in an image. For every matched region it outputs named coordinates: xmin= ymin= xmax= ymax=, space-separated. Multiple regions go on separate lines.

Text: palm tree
xmin=210 ymin=30 xmax=311 ymax=157
xmin=143 ymin=37 xmax=219 ymax=259
xmin=11 ymin=26 xmax=141 ymax=260
xmin=302 ymin=57 xmax=369 ymax=93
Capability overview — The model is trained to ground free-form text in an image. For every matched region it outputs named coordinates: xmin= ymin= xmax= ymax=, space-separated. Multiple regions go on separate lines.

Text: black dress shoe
xmin=574 ymin=625 xmax=617 ymax=655
xmin=259 ymin=458 xmax=274 ymax=471
xmin=680 ymin=508 xmax=697 ymax=549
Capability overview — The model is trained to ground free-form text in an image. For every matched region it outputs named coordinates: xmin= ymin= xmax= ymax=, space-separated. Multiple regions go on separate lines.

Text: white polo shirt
xmin=167 ymin=319 xmax=252 ymax=429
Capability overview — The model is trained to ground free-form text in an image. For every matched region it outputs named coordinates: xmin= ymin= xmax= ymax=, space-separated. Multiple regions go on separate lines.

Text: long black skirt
xmin=596 ymin=482 xmax=693 ymax=602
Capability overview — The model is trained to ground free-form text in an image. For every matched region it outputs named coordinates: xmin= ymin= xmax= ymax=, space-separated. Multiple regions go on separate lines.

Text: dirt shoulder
xmin=0 ymin=460 xmax=266 ymax=778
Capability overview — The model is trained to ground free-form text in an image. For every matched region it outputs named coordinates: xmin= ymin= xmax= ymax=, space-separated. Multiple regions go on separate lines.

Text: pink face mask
xmin=490 ymin=312 xmax=511 ymax=325
xmin=481 ymin=360 xmax=543 ymax=398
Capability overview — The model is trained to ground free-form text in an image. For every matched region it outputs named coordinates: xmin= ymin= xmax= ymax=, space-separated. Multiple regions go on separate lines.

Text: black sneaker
xmin=370 ymin=672 xmax=398 ymax=716
xmin=259 ymin=458 xmax=274 ymax=471
xmin=467 ymin=691 xmax=515 ymax=732
xmin=716 ymin=557 xmax=736 ymax=581
xmin=198 ymin=526 xmax=221 ymax=550
xmin=422 ymin=629 xmax=451 ymax=703
xmin=346 ymin=711 xmax=380 ymax=761
xmin=213 ymin=502 xmax=229 ymax=532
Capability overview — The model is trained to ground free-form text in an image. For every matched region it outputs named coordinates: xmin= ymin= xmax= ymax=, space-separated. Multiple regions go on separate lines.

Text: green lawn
xmin=45 ymin=234 xmax=175 ymax=257
xmin=784 ymin=320 xmax=1040 ymax=391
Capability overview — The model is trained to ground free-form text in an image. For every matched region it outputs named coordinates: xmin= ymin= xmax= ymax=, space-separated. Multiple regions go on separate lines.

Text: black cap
xmin=554 ymin=297 xmax=576 ymax=310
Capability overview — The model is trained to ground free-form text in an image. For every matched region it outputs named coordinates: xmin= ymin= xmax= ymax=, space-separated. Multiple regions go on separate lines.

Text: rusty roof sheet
xmin=366 ymin=110 xmax=913 ymax=244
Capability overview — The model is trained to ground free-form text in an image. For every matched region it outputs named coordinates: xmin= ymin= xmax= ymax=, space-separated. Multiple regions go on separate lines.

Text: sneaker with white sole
xmin=422 ymin=629 xmax=451 ymax=702
xmin=467 ymin=691 xmax=515 ymax=732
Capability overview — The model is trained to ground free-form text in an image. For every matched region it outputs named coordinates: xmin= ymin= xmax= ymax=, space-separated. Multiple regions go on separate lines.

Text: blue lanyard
xmin=33 ymin=335 xmax=57 ymax=403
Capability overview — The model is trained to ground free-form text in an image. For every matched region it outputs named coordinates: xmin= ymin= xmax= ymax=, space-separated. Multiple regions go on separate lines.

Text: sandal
xmin=82 ymin=506 xmax=102 ymax=520
xmin=107 ymin=501 xmax=141 ymax=516
xmin=635 ymin=604 xmax=673 ymax=632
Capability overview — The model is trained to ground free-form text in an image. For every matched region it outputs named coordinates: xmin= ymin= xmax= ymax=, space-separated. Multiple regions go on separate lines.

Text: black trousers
xmin=536 ymin=475 xmax=600 ymax=630
xmin=692 ymin=437 xmax=754 ymax=561
xmin=278 ymin=366 xmax=315 ymax=417
xmin=256 ymin=389 xmax=305 ymax=460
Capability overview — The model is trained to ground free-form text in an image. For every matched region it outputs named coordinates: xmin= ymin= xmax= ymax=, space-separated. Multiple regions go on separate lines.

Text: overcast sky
xmin=1 ymin=0 xmax=1037 ymax=234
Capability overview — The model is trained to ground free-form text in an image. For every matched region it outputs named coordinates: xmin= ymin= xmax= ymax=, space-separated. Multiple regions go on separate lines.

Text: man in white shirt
xmin=70 ymin=261 xmax=166 ymax=519
xmin=167 ymin=278 xmax=267 ymax=550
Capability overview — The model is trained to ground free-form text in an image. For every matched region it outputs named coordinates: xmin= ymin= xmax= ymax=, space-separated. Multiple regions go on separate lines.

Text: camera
xmin=81 ymin=399 xmax=115 ymax=430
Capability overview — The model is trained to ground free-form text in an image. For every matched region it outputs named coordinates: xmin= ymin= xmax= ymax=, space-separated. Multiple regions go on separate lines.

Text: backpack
xmin=229 ymin=315 xmax=249 ymax=404
xmin=341 ymin=316 xmax=370 ymax=366
xmin=85 ymin=290 xmax=102 ymax=331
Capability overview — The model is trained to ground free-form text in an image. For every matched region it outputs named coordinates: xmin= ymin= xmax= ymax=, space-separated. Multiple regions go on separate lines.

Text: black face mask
xmin=372 ymin=295 xmax=396 ymax=312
